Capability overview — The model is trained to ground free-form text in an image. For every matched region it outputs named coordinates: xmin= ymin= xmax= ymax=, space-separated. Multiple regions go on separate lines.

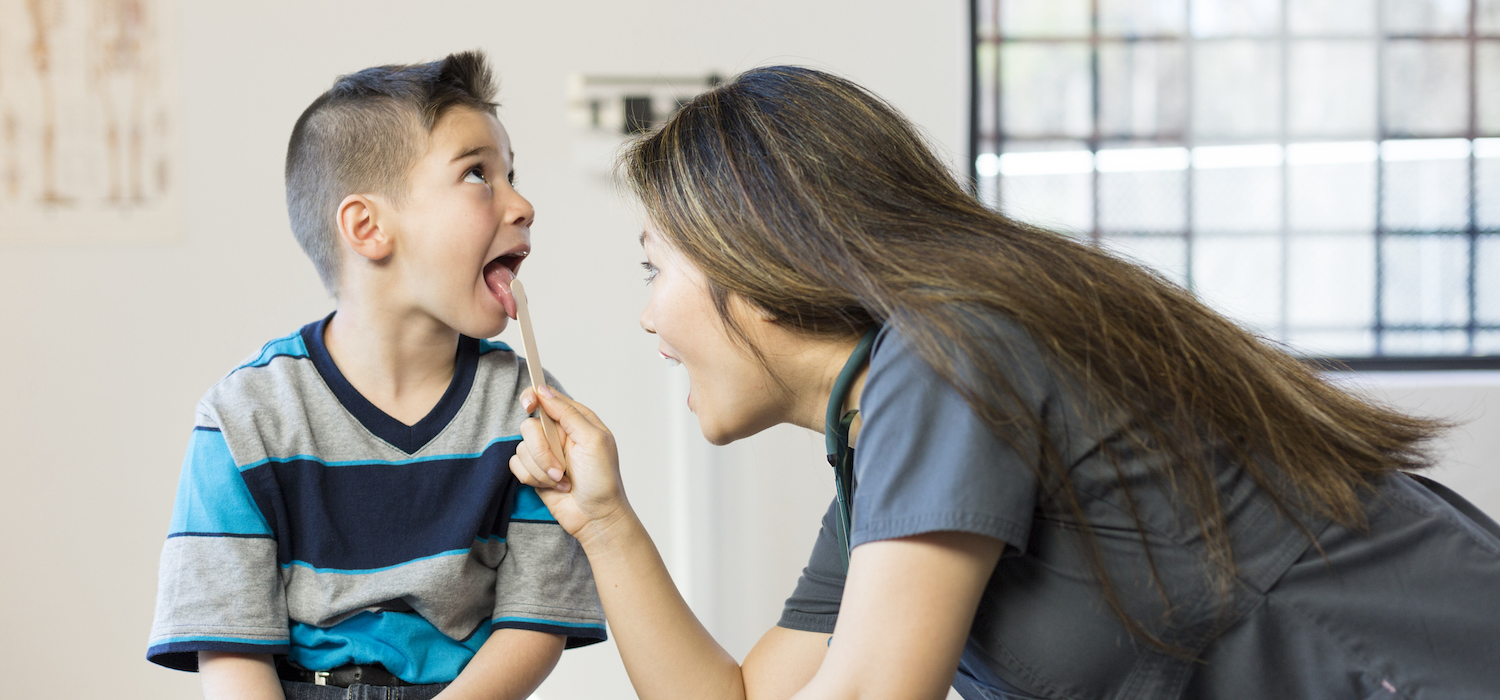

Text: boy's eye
xmin=641 ymin=261 xmax=658 ymax=285
xmin=464 ymin=166 xmax=488 ymax=185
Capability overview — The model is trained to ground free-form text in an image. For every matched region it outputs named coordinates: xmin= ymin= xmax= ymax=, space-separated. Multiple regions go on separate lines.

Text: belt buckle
xmin=314 ymin=670 xmax=330 ymax=686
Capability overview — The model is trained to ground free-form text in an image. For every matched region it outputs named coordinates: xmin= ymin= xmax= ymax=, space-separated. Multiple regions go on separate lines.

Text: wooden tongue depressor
xmin=509 ymin=279 xmax=567 ymax=468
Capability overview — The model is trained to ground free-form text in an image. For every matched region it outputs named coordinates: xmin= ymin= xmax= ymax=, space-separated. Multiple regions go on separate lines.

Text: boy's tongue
xmin=484 ymin=260 xmax=518 ymax=319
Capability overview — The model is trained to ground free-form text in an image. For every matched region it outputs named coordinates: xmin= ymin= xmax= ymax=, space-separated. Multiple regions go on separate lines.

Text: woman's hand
xmin=509 ymin=386 xmax=632 ymax=546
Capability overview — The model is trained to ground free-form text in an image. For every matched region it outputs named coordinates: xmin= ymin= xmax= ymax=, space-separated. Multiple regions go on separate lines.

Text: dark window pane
xmin=1381 ymin=139 xmax=1471 ymax=231
xmin=1001 ymin=44 xmax=1093 ymax=137
xmin=1289 ymin=41 xmax=1377 ymax=137
xmin=1002 ymin=0 xmax=1091 ymax=37
xmin=1381 ymin=234 xmax=1470 ymax=327
xmin=1099 ymin=0 xmax=1187 ymax=36
xmin=1289 ymin=0 xmax=1377 ymax=35
xmin=1191 ymin=0 xmax=1279 ymax=37
xmin=1382 ymin=0 xmax=1469 ymax=34
xmin=1098 ymin=42 xmax=1188 ymax=138
xmin=1194 ymin=41 xmax=1281 ymax=138
xmin=1384 ymin=40 xmax=1469 ymax=136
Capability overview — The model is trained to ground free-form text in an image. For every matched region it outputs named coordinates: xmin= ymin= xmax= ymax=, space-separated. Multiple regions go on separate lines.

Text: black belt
xmin=276 ymin=658 xmax=416 ymax=687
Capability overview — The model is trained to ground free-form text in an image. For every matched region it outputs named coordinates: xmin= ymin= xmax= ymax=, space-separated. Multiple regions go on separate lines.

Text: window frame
xmin=968 ymin=0 xmax=1500 ymax=370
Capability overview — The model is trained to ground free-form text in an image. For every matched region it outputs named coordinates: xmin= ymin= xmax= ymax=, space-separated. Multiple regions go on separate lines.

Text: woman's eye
xmin=640 ymin=261 xmax=658 ymax=284
xmin=464 ymin=167 xmax=488 ymax=185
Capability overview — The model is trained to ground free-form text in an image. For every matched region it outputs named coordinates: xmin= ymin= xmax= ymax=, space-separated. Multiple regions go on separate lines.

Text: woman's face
xmin=639 ymin=228 xmax=787 ymax=445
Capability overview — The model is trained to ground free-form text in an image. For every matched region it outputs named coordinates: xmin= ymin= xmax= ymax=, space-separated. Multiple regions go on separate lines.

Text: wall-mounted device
xmin=567 ymin=73 xmax=722 ymax=135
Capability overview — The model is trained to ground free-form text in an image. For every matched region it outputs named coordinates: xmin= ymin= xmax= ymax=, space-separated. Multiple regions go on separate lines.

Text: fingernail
xmin=539 ymin=385 xmax=556 ymax=398
xmin=522 ymin=396 xmax=535 ymax=411
xmin=547 ymin=468 xmax=564 ymax=481
xmin=556 ymin=480 xmax=571 ymax=493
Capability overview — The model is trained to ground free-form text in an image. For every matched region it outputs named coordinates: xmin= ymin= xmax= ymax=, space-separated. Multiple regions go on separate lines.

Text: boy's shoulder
xmin=470 ymin=337 xmax=570 ymax=400
xmin=195 ymin=321 xmax=323 ymax=425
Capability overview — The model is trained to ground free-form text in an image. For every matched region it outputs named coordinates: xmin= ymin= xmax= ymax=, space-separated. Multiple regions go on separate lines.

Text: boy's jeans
xmin=280 ymin=681 xmax=449 ymax=700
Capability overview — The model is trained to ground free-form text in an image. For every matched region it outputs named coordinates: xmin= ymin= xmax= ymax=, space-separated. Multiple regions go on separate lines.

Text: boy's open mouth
xmin=483 ymin=251 xmax=528 ymax=319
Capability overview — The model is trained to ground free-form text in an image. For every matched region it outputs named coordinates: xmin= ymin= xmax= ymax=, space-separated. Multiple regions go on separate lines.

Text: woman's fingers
xmin=513 ymin=416 xmax=570 ymax=491
xmin=535 ymin=386 xmax=611 ymax=437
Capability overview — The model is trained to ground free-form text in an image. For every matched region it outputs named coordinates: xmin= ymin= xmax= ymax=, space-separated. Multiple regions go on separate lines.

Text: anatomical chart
xmin=0 ymin=0 xmax=179 ymax=243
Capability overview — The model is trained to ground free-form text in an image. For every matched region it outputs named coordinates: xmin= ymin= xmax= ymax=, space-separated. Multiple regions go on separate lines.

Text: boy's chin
xmin=473 ymin=316 xmax=509 ymax=339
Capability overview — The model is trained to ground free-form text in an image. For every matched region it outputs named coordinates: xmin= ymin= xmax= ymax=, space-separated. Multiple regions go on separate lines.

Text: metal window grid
xmin=969 ymin=0 xmax=1500 ymax=366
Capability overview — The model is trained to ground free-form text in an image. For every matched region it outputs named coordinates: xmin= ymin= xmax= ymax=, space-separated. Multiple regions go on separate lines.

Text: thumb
xmin=534 ymin=386 xmax=606 ymax=437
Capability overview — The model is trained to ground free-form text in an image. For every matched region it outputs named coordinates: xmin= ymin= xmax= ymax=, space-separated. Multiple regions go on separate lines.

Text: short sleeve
xmin=147 ymin=419 xmax=289 ymax=671
xmin=778 ymin=499 xmax=847 ymax=634
xmin=491 ymin=485 xmax=607 ymax=648
xmin=850 ymin=326 xmax=1040 ymax=553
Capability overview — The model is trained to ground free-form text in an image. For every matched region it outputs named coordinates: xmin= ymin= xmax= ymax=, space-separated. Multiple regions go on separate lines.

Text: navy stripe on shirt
xmin=240 ymin=440 xmax=524 ymax=571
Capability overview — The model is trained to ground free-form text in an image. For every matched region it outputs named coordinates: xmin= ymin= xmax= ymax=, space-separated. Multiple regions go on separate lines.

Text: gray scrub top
xmin=779 ymin=319 xmax=1500 ymax=699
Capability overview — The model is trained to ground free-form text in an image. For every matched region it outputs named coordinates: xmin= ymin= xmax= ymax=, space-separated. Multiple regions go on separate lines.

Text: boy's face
xmin=380 ymin=107 xmax=533 ymax=338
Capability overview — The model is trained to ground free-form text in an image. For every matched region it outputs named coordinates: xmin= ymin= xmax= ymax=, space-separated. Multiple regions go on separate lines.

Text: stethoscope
xmin=824 ymin=325 xmax=880 ymax=572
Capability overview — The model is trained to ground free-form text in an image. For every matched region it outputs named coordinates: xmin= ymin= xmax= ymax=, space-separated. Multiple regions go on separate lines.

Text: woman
xmin=509 ymin=66 xmax=1500 ymax=699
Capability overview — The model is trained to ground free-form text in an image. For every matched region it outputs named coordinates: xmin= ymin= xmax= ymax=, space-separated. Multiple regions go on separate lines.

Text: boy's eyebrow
xmin=449 ymin=145 xmax=496 ymax=163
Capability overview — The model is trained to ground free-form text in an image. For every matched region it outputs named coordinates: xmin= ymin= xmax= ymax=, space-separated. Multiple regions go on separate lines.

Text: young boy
xmin=147 ymin=51 xmax=605 ymax=699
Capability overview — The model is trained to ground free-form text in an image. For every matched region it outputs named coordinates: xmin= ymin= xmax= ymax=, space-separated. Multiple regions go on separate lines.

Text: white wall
xmin=8 ymin=4 xmax=1497 ymax=700
xmin=0 ymin=2 xmax=967 ymax=698
xmin=1332 ymin=373 xmax=1500 ymax=519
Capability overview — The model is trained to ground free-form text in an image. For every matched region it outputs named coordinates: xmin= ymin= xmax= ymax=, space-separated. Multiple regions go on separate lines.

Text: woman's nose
xmin=639 ymin=306 xmax=655 ymax=335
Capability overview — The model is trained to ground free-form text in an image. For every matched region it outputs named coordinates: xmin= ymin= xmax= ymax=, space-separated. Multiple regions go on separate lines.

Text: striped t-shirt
xmin=148 ymin=314 xmax=605 ymax=683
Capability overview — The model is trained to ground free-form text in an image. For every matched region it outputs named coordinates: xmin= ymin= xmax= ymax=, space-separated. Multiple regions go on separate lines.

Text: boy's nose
xmin=504 ymin=190 xmax=535 ymax=228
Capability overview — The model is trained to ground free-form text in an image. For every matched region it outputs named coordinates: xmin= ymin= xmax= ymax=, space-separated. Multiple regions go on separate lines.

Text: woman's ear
xmin=336 ymin=194 xmax=394 ymax=261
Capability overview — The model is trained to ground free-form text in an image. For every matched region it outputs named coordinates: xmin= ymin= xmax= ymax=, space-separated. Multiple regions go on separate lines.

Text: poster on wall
xmin=0 ymin=0 xmax=179 ymax=245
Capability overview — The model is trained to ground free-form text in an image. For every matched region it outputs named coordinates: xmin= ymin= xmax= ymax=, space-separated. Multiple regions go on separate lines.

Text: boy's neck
xmin=323 ymin=298 xmax=461 ymax=427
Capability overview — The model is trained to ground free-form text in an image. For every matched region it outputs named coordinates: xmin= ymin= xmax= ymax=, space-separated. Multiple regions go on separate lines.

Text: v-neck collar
xmin=301 ymin=313 xmax=480 ymax=455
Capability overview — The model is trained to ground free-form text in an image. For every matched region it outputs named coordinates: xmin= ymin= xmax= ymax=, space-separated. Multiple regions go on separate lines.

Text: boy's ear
xmin=336 ymin=194 xmax=394 ymax=261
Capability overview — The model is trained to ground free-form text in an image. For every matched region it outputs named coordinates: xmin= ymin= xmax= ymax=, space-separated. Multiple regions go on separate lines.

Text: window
xmin=970 ymin=0 xmax=1500 ymax=365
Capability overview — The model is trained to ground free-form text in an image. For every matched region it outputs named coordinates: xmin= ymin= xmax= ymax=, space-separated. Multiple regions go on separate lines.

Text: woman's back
xmin=808 ymin=315 xmax=1500 ymax=698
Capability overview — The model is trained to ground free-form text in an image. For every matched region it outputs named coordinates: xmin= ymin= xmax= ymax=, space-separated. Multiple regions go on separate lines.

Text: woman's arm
xmin=511 ymin=388 xmax=1002 ymax=700
xmin=198 ymin=651 xmax=285 ymax=700
xmin=510 ymin=387 xmax=758 ymax=699
xmin=795 ymin=532 xmax=1003 ymax=700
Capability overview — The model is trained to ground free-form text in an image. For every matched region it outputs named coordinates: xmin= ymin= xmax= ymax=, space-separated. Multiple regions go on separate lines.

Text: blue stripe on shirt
xmin=511 ymin=485 xmax=555 ymax=522
xmin=235 ymin=330 xmax=309 ymax=371
xmin=289 ymin=611 xmax=490 ymax=685
xmin=479 ymin=339 xmax=513 ymax=354
xmin=280 ymin=547 xmax=472 ymax=575
xmin=169 ymin=428 xmax=273 ymax=536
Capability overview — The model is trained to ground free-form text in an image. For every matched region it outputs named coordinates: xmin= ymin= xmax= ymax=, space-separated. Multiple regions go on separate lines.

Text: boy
xmin=147 ymin=51 xmax=605 ymax=699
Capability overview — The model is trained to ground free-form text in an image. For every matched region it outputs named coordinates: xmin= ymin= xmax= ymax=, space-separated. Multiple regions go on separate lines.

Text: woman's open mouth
xmin=483 ymin=250 xmax=528 ymax=319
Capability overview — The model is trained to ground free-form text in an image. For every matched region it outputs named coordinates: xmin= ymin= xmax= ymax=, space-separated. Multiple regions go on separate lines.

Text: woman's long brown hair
xmin=621 ymin=66 xmax=1445 ymax=652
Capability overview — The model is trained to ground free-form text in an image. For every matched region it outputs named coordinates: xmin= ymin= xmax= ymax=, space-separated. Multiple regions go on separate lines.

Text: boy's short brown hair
xmin=286 ymin=51 xmax=499 ymax=294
